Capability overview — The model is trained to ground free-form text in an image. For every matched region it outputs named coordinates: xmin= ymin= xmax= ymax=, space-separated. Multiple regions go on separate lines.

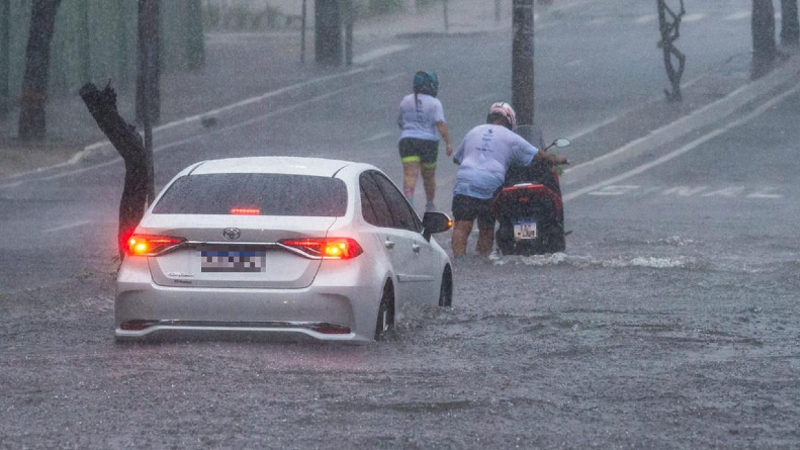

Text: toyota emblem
xmin=222 ymin=227 xmax=241 ymax=241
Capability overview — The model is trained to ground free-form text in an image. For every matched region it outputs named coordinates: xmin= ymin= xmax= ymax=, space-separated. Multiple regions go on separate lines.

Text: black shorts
xmin=452 ymin=194 xmax=495 ymax=228
xmin=399 ymin=138 xmax=439 ymax=168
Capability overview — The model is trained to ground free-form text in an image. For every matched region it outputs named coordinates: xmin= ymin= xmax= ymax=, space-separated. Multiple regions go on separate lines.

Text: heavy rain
xmin=1 ymin=0 xmax=799 ymax=448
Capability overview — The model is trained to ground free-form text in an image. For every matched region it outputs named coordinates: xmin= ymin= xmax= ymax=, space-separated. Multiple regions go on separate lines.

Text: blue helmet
xmin=413 ymin=71 xmax=439 ymax=97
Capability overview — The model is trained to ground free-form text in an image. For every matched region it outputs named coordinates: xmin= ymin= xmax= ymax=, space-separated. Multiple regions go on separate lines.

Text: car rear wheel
xmin=438 ymin=265 xmax=453 ymax=307
xmin=374 ymin=283 xmax=395 ymax=341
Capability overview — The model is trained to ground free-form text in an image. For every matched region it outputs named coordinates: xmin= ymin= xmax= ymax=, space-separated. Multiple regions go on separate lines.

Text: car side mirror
xmin=422 ymin=212 xmax=453 ymax=242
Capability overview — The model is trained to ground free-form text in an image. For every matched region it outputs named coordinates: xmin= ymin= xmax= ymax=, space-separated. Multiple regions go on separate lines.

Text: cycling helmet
xmin=413 ymin=71 xmax=439 ymax=97
xmin=487 ymin=102 xmax=517 ymax=131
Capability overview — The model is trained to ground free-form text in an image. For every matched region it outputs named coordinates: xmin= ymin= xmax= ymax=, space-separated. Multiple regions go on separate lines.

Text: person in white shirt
xmin=397 ymin=71 xmax=453 ymax=212
xmin=451 ymin=102 xmax=568 ymax=258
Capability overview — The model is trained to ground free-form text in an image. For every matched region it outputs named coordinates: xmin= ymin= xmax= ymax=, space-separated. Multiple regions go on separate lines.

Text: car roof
xmin=190 ymin=157 xmax=359 ymax=177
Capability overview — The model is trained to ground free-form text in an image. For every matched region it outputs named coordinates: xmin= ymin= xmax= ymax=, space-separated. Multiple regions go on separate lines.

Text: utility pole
xmin=315 ymin=0 xmax=342 ymax=66
xmin=512 ymin=0 xmax=535 ymax=137
xmin=344 ymin=0 xmax=354 ymax=66
xmin=137 ymin=0 xmax=158 ymax=203
xmin=443 ymin=0 xmax=449 ymax=32
xmin=301 ymin=0 xmax=307 ymax=63
xmin=0 ymin=0 xmax=9 ymax=118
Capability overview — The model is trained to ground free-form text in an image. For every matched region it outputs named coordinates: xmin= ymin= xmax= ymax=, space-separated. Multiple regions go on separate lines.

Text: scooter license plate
xmin=514 ymin=220 xmax=537 ymax=240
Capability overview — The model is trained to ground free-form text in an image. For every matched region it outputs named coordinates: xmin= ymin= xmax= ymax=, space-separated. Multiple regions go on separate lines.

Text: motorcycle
xmin=492 ymin=127 xmax=571 ymax=256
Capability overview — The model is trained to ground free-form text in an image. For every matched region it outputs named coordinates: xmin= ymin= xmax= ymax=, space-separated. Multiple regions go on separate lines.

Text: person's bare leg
xmin=451 ymin=220 xmax=473 ymax=257
xmin=402 ymin=161 xmax=420 ymax=203
xmin=421 ymin=165 xmax=436 ymax=205
xmin=476 ymin=224 xmax=495 ymax=256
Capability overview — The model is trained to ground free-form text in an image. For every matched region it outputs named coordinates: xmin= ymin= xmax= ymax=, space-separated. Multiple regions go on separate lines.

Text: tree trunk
xmin=1 ymin=0 xmax=10 ymax=118
xmin=315 ymin=0 xmax=342 ymax=66
xmin=79 ymin=83 xmax=149 ymax=258
xmin=186 ymin=0 xmax=205 ymax=69
xmin=18 ymin=0 xmax=62 ymax=141
xmin=752 ymin=0 xmax=777 ymax=78
xmin=780 ymin=0 xmax=800 ymax=47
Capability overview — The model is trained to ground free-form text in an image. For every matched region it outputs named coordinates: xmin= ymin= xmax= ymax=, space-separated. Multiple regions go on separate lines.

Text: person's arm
xmin=452 ymin=135 xmax=466 ymax=165
xmin=533 ymin=150 xmax=569 ymax=166
xmin=436 ymin=121 xmax=453 ymax=157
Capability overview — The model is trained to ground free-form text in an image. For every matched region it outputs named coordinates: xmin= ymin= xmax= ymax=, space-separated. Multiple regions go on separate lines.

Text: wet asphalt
xmin=2 ymin=0 xmax=799 ymax=448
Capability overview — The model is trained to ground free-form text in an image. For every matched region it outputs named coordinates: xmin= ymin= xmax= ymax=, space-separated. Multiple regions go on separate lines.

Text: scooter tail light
xmin=127 ymin=234 xmax=185 ymax=256
xmin=281 ymin=238 xmax=363 ymax=260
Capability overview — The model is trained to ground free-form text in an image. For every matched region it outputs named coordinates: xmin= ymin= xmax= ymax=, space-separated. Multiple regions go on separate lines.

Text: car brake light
xmin=231 ymin=208 xmax=260 ymax=215
xmin=280 ymin=238 xmax=363 ymax=259
xmin=127 ymin=234 xmax=185 ymax=256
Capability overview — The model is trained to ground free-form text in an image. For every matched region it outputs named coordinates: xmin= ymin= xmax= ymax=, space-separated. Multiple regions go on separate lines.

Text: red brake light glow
xmin=127 ymin=235 xmax=185 ymax=256
xmin=280 ymin=238 xmax=363 ymax=260
xmin=230 ymin=208 xmax=260 ymax=215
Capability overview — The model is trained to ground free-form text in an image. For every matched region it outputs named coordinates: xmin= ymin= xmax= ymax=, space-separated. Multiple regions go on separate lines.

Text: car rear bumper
xmin=115 ymin=259 xmax=383 ymax=341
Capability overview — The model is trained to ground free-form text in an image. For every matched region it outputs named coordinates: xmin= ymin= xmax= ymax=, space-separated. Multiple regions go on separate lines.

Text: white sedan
xmin=115 ymin=157 xmax=453 ymax=341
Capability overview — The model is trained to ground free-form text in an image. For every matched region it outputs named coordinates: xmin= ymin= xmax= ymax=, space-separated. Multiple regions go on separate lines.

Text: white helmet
xmin=488 ymin=102 xmax=517 ymax=131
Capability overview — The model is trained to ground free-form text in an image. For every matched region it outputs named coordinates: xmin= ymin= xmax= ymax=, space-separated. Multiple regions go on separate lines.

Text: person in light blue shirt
xmin=397 ymin=71 xmax=453 ymax=211
xmin=451 ymin=102 xmax=568 ymax=258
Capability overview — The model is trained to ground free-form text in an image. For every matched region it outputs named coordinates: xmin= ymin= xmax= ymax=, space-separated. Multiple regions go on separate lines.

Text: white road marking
xmin=662 ymin=185 xmax=708 ymax=197
xmin=589 ymin=17 xmax=610 ymax=25
xmin=80 ymin=67 xmax=376 ymax=156
xmin=566 ymin=74 xmax=706 ymax=141
xmin=748 ymin=187 xmax=783 ymax=199
xmin=353 ymin=44 xmax=411 ymax=65
xmin=635 ymin=15 xmax=657 ymax=24
xmin=587 ymin=185 xmax=639 ymax=196
xmin=586 ymin=184 xmax=785 ymax=200
xmin=564 ymin=59 xmax=583 ymax=68
xmin=2 ymin=79 xmax=396 ymax=189
xmin=682 ymin=13 xmax=706 ymax=22
xmin=564 ymin=84 xmax=800 ymax=202
xmin=363 ymin=131 xmax=394 ymax=143
xmin=776 ymin=13 xmax=783 ymax=21
xmin=724 ymin=11 xmax=751 ymax=21
xmin=701 ymin=186 xmax=745 ymax=198
xmin=42 ymin=219 xmax=94 ymax=233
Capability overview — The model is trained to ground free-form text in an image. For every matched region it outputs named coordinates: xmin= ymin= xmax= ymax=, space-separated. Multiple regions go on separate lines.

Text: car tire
xmin=438 ymin=265 xmax=453 ymax=307
xmin=374 ymin=283 xmax=395 ymax=341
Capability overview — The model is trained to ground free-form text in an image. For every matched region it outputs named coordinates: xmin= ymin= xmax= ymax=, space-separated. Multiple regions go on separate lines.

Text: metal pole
xmin=142 ymin=0 xmax=156 ymax=204
xmin=301 ymin=0 xmax=307 ymax=63
xmin=344 ymin=0 xmax=353 ymax=66
xmin=0 ymin=0 xmax=9 ymax=118
xmin=495 ymin=0 xmax=501 ymax=23
xmin=443 ymin=0 xmax=449 ymax=32
xmin=512 ymin=0 xmax=535 ymax=131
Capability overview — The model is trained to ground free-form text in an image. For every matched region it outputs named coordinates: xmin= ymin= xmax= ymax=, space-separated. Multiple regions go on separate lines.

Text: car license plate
xmin=514 ymin=220 xmax=537 ymax=240
xmin=200 ymin=249 xmax=266 ymax=273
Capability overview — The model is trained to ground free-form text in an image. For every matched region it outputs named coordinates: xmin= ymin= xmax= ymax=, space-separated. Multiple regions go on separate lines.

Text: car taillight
xmin=231 ymin=208 xmax=260 ymax=215
xmin=280 ymin=238 xmax=363 ymax=260
xmin=127 ymin=234 xmax=185 ymax=256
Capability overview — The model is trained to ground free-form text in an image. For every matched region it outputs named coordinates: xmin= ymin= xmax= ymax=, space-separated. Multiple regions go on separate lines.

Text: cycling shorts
xmin=399 ymin=138 xmax=439 ymax=168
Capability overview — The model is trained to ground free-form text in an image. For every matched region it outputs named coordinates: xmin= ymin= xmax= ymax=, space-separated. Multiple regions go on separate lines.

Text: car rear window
xmin=153 ymin=173 xmax=348 ymax=216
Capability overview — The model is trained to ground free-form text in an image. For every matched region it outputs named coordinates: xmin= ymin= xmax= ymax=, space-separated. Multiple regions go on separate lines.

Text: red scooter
xmin=493 ymin=131 xmax=571 ymax=256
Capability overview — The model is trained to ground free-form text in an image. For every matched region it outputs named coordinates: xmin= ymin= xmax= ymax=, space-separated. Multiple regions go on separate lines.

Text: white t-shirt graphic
xmin=452 ymin=124 xmax=539 ymax=199
xmin=397 ymin=93 xmax=446 ymax=142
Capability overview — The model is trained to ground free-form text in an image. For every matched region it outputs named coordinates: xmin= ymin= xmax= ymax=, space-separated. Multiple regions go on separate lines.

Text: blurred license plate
xmin=200 ymin=249 xmax=266 ymax=273
xmin=514 ymin=220 xmax=537 ymax=240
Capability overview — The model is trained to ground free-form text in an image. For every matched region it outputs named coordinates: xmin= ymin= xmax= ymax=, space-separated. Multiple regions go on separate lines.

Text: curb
xmin=563 ymin=55 xmax=800 ymax=184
